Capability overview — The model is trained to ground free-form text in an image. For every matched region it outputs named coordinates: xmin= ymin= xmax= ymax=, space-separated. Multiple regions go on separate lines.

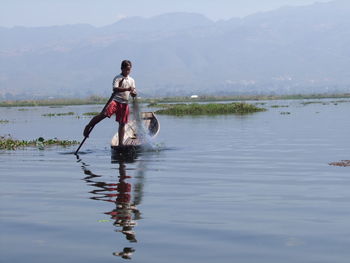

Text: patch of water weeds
xmin=330 ymin=100 xmax=350 ymax=104
xmin=0 ymin=120 xmax=9 ymax=124
xmin=0 ymin=135 xmax=79 ymax=150
xmin=147 ymin=103 xmax=180 ymax=108
xmin=42 ymin=112 xmax=75 ymax=117
xmin=82 ymin=112 xmax=99 ymax=116
xmin=301 ymin=101 xmax=329 ymax=106
xmin=301 ymin=100 xmax=350 ymax=106
xmin=155 ymin=102 xmax=266 ymax=116
xmin=271 ymin=105 xmax=289 ymax=108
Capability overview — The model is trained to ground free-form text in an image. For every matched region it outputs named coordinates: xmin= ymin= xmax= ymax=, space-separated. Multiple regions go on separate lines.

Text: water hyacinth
xmin=155 ymin=102 xmax=266 ymax=116
xmin=1 ymin=94 xmax=350 ymax=108
xmin=82 ymin=112 xmax=100 ymax=116
xmin=147 ymin=103 xmax=174 ymax=108
xmin=42 ymin=112 xmax=75 ymax=117
xmin=0 ymin=135 xmax=79 ymax=150
xmin=271 ymin=105 xmax=289 ymax=108
xmin=42 ymin=113 xmax=56 ymax=117
xmin=0 ymin=95 xmax=108 ymax=107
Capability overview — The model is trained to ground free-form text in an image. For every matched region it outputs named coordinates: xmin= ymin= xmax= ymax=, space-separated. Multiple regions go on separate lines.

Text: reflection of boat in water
xmin=111 ymin=112 xmax=160 ymax=156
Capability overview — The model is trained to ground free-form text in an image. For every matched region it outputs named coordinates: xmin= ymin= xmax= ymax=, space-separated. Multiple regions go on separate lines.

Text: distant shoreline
xmin=1 ymin=93 xmax=350 ymax=107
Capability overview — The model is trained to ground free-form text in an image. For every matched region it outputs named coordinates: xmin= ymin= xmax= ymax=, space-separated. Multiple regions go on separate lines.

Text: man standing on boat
xmin=83 ymin=60 xmax=137 ymax=146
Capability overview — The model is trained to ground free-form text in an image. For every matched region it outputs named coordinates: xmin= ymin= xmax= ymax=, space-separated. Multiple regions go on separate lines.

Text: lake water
xmin=1 ymin=99 xmax=350 ymax=263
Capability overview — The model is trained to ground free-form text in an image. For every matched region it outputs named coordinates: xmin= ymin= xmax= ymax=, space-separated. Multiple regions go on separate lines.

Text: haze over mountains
xmin=0 ymin=0 xmax=349 ymax=100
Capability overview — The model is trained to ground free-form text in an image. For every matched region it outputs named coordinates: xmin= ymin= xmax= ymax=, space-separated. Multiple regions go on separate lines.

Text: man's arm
xmin=114 ymin=87 xmax=132 ymax=92
xmin=113 ymin=78 xmax=131 ymax=92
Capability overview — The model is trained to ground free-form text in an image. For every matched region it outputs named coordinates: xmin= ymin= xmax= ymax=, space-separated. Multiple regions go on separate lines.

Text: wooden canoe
xmin=111 ymin=112 xmax=160 ymax=154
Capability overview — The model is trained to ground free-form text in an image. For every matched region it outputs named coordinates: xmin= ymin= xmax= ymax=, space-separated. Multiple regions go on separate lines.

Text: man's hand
xmin=130 ymin=88 xmax=137 ymax=97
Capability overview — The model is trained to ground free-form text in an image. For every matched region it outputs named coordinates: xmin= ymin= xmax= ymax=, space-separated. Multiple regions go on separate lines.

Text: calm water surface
xmin=1 ymin=99 xmax=350 ymax=263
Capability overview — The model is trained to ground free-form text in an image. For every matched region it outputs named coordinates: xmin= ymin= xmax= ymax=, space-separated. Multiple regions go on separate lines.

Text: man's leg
xmin=84 ymin=113 xmax=107 ymax=137
xmin=118 ymin=123 xmax=126 ymax=146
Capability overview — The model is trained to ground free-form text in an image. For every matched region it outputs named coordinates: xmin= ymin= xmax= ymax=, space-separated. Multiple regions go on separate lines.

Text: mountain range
xmin=0 ymin=0 xmax=349 ymax=100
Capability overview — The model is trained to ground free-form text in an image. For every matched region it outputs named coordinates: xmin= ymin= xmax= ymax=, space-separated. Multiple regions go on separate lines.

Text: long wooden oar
xmin=74 ymin=92 xmax=116 ymax=155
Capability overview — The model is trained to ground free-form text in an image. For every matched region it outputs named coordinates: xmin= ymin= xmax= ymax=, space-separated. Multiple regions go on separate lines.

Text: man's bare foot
xmin=83 ymin=124 xmax=93 ymax=137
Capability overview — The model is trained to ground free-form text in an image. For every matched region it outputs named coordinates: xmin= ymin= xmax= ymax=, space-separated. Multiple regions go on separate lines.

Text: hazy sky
xmin=1 ymin=0 xmax=332 ymax=27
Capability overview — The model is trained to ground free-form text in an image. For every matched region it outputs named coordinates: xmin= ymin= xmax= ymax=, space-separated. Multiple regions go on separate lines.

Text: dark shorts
xmin=104 ymin=100 xmax=129 ymax=124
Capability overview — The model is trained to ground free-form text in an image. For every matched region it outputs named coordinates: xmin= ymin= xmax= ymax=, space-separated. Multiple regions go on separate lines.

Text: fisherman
xmin=83 ymin=60 xmax=137 ymax=146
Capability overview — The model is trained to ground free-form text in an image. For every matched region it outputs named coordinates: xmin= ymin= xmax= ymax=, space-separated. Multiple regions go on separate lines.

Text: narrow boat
xmin=111 ymin=112 xmax=160 ymax=155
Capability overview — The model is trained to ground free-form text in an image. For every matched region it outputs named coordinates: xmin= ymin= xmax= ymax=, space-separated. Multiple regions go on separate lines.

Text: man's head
xmin=121 ymin=60 xmax=132 ymax=77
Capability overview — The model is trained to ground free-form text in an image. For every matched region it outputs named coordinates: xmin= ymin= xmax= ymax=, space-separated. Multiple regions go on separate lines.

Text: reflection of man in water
xmin=106 ymin=162 xmax=139 ymax=243
xmin=110 ymin=161 xmax=141 ymax=259
xmin=79 ymin=157 xmax=141 ymax=260
xmin=113 ymin=247 xmax=135 ymax=260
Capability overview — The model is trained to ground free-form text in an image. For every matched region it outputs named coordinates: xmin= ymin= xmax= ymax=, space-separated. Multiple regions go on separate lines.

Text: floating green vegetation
xmin=1 ymin=93 xmax=350 ymax=108
xmin=301 ymin=101 xmax=329 ymax=106
xmin=82 ymin=112 xmax=99 ymax=116
xmin=271 ymin=105 xmax=289 ymax=108
xmin=147 ymin=103 xmax=172 ymax=108
xmin=155 ymin=102 xmax=266 ymax=116
xmin=328 ymin=100 xmax=350 ymax=103
xmin=280 ymin=112 xmax=291 ymax=115
xmin=42 ymin=113 xmax=56 ymax=117
xmin=329 ymin=100 xmax=350 ymax=105
xmin=303 ymin=99 xmax=350 ymax=106
xmin=0 ymin=135 xmax=80 ymax=150
xmin=0 ymin=95 xmax=108 ymax=107
xmin=42 ymin=112 xmax=75 ymax=117
xmin=142 ymin=93 xmax=350 ymax=104
xmin=0 ymin=120 xmax=9 ymax=124
xmin=57 ymin=112 xmax=75 ymax=116
xmin=147 ymin=103 xmax=186 ymax=108
xmin=18 ymin=108 xmax=29 ymax=111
